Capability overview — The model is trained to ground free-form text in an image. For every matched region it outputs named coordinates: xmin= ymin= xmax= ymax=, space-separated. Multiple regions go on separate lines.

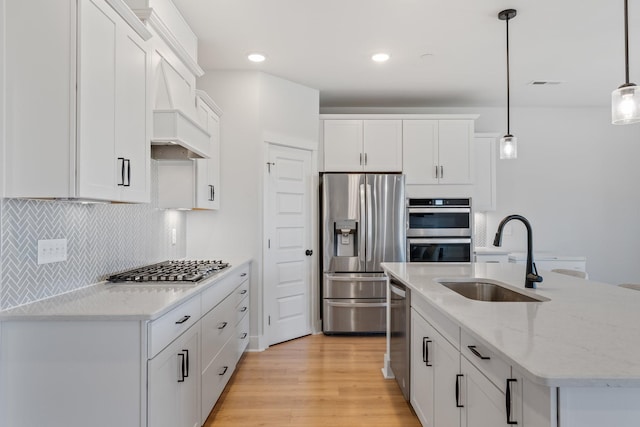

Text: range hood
xmin=151 ymin=59 xmax=210 ymax=159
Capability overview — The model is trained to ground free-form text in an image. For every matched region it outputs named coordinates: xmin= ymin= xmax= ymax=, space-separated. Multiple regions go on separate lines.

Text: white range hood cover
xmin=151 ymin=60 xmax=210 ymax=159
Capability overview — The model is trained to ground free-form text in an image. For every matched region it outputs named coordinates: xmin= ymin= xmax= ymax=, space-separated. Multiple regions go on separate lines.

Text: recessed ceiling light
xmin=372 ymin=53 xmax=390 ymax=63
xmin=247 ymin=53 xmax=266 ymax=63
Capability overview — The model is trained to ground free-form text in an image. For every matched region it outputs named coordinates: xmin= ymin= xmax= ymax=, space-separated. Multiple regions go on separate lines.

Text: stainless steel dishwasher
xmin=390 ymin=279 xmax=410 ymax=401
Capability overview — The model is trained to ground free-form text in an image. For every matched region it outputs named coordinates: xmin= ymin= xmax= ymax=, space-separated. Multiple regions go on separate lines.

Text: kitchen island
xmin=382 ymin=262 xmax=640 ymax=427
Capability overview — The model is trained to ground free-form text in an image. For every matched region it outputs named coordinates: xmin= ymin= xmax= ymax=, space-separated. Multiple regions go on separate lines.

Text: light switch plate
xmin=38 ymin=238 xmax=68 ymax=265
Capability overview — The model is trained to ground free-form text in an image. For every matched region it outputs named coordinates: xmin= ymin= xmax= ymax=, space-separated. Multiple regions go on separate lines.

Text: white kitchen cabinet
xmin=403 ymin=120 xmax=474 ymax=185
xmin=3 ymin=0 xmax=151 ymax=202
xmin=410 ymin=307 xmax=461 ymax=427
xmin=156 ymin=91 xmax=222 ymax=210
xmin=148 ymin=323 xmax=200 ymax=427
xmin=473 ymin=134 xmax=498 ymax=211
xmin=462 ymin=357 xmax=512 ymax=427
xmin=323 ymin=120 xmax=402 ymax=172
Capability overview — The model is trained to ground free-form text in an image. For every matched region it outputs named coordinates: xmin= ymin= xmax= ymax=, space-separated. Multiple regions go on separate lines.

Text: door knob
xmin=305 ymin=249 xmax=313 ymax=256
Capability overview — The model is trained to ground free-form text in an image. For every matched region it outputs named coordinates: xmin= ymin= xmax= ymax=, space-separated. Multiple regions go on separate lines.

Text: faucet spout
xmin=493 ymin=214 xmax=543 ymax=289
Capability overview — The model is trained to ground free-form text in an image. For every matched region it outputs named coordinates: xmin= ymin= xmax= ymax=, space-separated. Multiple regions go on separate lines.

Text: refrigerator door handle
xmin=359 ymin=183 xmax=367 ymax=267
xmin=366 ymin=183 xmax=373 ymax=262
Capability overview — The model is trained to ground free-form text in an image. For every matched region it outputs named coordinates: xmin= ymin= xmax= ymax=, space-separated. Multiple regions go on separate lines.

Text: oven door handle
xmin=407 ymin=238 xmax=472 ymax=244
xmin=325 ymin=301 xmax=388 ymax=308
xmin=408 ymin=207 xmax=471 ymax=214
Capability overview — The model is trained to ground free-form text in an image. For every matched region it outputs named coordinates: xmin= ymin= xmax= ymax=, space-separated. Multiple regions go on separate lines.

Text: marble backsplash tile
xmin=0 ymin=161 xmax=186 ymax=310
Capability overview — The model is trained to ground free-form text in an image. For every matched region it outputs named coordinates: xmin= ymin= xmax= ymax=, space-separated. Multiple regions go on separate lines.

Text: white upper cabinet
xmin=323 ymin=119 xmax=402 ymax=172
xmin=195 ymin=91 xmax=222 ymax=210
xmin=473 ymin=134 xmax=498 ymax=211
xmin=2 ymin=0 xmax=151 ymax=202
xmin=403 ymin=119 xmax=474 ymax=185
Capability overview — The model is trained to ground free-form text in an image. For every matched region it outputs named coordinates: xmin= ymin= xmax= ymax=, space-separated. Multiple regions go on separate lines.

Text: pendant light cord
xmin=625 ymin=0 xmax=630 ymax=84
xmin=506 ymin=16 xmax=511 ymax=134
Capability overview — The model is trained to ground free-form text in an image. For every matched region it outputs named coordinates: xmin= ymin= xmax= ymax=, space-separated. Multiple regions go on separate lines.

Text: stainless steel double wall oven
xmin=406 ymin=198 xmax=472 ymax=263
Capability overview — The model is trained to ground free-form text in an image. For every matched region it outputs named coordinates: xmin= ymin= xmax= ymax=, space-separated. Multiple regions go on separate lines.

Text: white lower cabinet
xmin=461 ymin=357 xmax=513 ymax=427
xmin=148 ymin=324 xmax=200 ymax=427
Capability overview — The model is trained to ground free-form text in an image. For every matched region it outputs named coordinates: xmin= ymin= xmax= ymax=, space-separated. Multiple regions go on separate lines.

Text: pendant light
xmin=612 ymin=0 xmax=640 ymax=124
xmin=499 ymin=9 xmax=517 ymax=159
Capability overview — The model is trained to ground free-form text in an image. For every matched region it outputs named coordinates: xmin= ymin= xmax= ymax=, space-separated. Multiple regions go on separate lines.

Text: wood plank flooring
xmin=204 ymin=334 xmax=421 ymax=426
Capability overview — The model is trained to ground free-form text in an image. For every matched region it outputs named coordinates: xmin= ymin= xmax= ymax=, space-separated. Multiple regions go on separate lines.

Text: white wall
xmin=322 ymin=105 xmax=640 ymax=285
xmin=186 ymin=71 xmax=319 ymax=349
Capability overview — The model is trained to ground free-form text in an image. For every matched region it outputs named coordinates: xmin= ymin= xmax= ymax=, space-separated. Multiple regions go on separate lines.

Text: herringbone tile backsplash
xmin=0 ymin=161 xmax=187 ymax=310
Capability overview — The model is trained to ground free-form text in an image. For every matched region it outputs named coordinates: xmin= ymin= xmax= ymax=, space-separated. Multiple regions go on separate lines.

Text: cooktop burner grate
xmin=107 ymin=260 xmax=230 ymax=283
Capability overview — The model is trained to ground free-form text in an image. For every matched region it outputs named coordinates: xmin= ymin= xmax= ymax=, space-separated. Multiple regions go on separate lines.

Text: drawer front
xmin=461 ymin=329 xmax=511 ymax=392
xmin=323 ymin=273 xmax=387 ymax=299
xmin=201 ymin=334 xmax=237 ymax=423
xmin=235 ymin=293 xmax=249 ymax=326
xmin=237 ymin=312 xmax=250 ymax=361
xmin=201 ymin=292 xmax=237 ymax=367
xmin=235 ymin=279 xmax=249 ymax=306
xmin=148 ymin=295 xmax=201 ymax=358
xmin=323 ymin=299 xmax=387 ymax=334
xmin=411 ymin=294 xmax=460 ymax=349
xmin=202 ymin=264 xmax=250 ymax=314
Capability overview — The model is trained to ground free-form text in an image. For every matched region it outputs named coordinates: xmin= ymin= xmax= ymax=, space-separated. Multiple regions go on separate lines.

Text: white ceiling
xmin=173 ymin=0 xmax=636 ymax=109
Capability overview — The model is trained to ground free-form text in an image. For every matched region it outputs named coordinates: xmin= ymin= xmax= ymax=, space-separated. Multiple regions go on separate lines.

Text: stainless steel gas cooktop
xmin=107 ymin=260 xmax=230 ymax=283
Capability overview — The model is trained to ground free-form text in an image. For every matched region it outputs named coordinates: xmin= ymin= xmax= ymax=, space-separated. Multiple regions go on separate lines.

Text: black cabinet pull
xmin=208 ymin=184 xmax=214 ymax=201
xmin=217 ymin=321 xmax=228 ymax=330
xmin=240 ymin=306 xmax=248 ymax=313
xmin=218 ymin=366 xmax=229 ymax=376
xmin=455 ymin=374 xmax=464 ymax=408
xmin=423 ymin=337 xmax=432 ymax=367
xmin=240 ymin=289 xmax=248 ymax=295
xmin=240 ymin=332 xmax=247 ymax=339
xmin=212 ymin=185 xmax=215 ymax=201
xmin=175 ymin=315 xmax=191 ymax=324
xmin=506 ymin=378 xmax=518 ymax=424
xmin=468 ymin=345 xmax=491 ymax=360
xmin=305 ymin=249 xmax=313 ymax=256
xmin=118 ymin=158 xmax=125 ymax=186
xmin=183 ymin=349 xmax=189 ymax=378
xmin=177 ymin=352 xmax=185 ymax=382
xmin=124 ymin=159 xmax=131 ymax=187
xmin=240 ymin=273 xmax=247 ymax=277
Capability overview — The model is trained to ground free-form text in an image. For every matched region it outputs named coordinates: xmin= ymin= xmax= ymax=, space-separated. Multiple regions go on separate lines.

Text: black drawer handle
xmin=217 ymin=321 xmax=228 ymax=330
xmin=218 ymin=366 xmax=229 ymax=376
xmin=240 ymin=332 xmax=247 ymax=339
xmin=468 ymin=345 xmax=491 ymax=360
xmin=175 ymin=315 xmax=191 ymax=324
xmin=240 ymin=273 xmax=247 ymax=277
xmin=506 ymin=378 xmax=518 ymax=424
xmin=423 ymin=337 xmax=432 ymax=367
xmin=177 ymin=352 xmax=185 ymax=382
xmin=240 ymin=306 xmax=248 ymax=312
xmin=239 ymin=289 xmax=248 ymax=295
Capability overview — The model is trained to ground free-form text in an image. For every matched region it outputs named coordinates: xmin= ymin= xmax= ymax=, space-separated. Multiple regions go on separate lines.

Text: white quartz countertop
xmin=0 ymin=258 xmax=251 ymax=321
xmin=382 ymin=262 xmax=640 ymax=387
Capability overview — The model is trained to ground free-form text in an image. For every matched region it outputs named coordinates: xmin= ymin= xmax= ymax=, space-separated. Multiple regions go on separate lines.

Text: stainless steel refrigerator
xmin=321 ymin=173 xmax=405 ymax=334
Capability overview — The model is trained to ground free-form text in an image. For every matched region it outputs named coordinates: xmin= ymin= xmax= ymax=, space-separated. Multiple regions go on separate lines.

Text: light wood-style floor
xmin=204 ymin=334 xmax=421 ymax=426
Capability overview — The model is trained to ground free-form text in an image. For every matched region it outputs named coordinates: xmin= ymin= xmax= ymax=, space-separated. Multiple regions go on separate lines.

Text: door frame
xmin=261 ymin=137 xmax=320 ymax=350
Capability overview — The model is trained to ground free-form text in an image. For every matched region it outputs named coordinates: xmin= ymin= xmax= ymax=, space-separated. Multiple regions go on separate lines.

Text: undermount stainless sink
xmin=438 ymin=280 xmax=548 ymax=302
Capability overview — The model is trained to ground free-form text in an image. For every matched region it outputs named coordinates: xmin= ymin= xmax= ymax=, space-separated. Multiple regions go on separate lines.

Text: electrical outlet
xmin=38 ymin=239 xmax=67 ymax=265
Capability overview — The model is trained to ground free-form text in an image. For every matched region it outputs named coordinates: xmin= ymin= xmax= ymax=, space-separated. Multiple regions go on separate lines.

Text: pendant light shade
xmin=612 ymin=0 xmax=640 ymax=124
xmin=499 ymin=9 xmax=517 ymax=159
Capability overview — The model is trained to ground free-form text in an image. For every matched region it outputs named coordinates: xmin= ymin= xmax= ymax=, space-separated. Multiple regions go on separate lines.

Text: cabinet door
xmin=473 ymin=136 xmax=497 ymax=211
xmin=76 ymin=0 xmax=117 ymax=200
xmin=195 ymin=103 xmax=221 ymax=210
xmin=115 ymin=24 xmax=150 ymax=203
xmin=402 ymin=120 xmax=439 ymax=184
xmin=363 ymin=120 xmax=402 ymax=171
xmin=438 ymin=120 xmax=474 ymax=184
xmin=435 ymin=324 xmax=463 ymax=427
xmin=323 ymin=120 xmax=363 ymax=171
xmin=148 ymin=325 xmax=200 ymax=427
xmin=411 ymin=309 xmax=435 ymax=426
xmin=461 ymin=357 xmax=511 ymax=427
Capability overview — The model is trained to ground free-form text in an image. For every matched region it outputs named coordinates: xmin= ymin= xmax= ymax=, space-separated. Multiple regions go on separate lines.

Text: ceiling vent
xmin=528 ymin=80 xmax=564 ymax=86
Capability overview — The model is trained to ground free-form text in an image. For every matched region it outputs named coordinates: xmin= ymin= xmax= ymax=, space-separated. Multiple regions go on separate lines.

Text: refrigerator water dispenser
xmin=334 ymin=220 xmax=358 ymax=257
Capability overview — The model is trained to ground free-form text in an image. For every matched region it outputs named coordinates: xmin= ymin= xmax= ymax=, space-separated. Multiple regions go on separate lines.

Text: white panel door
xmin=265 ymin=144 xmax=313 ymax=346
xmin=438 ymin=120 xmax=474 ymax=184
xmin=403 ymin=120 xmax=439 ymax=184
